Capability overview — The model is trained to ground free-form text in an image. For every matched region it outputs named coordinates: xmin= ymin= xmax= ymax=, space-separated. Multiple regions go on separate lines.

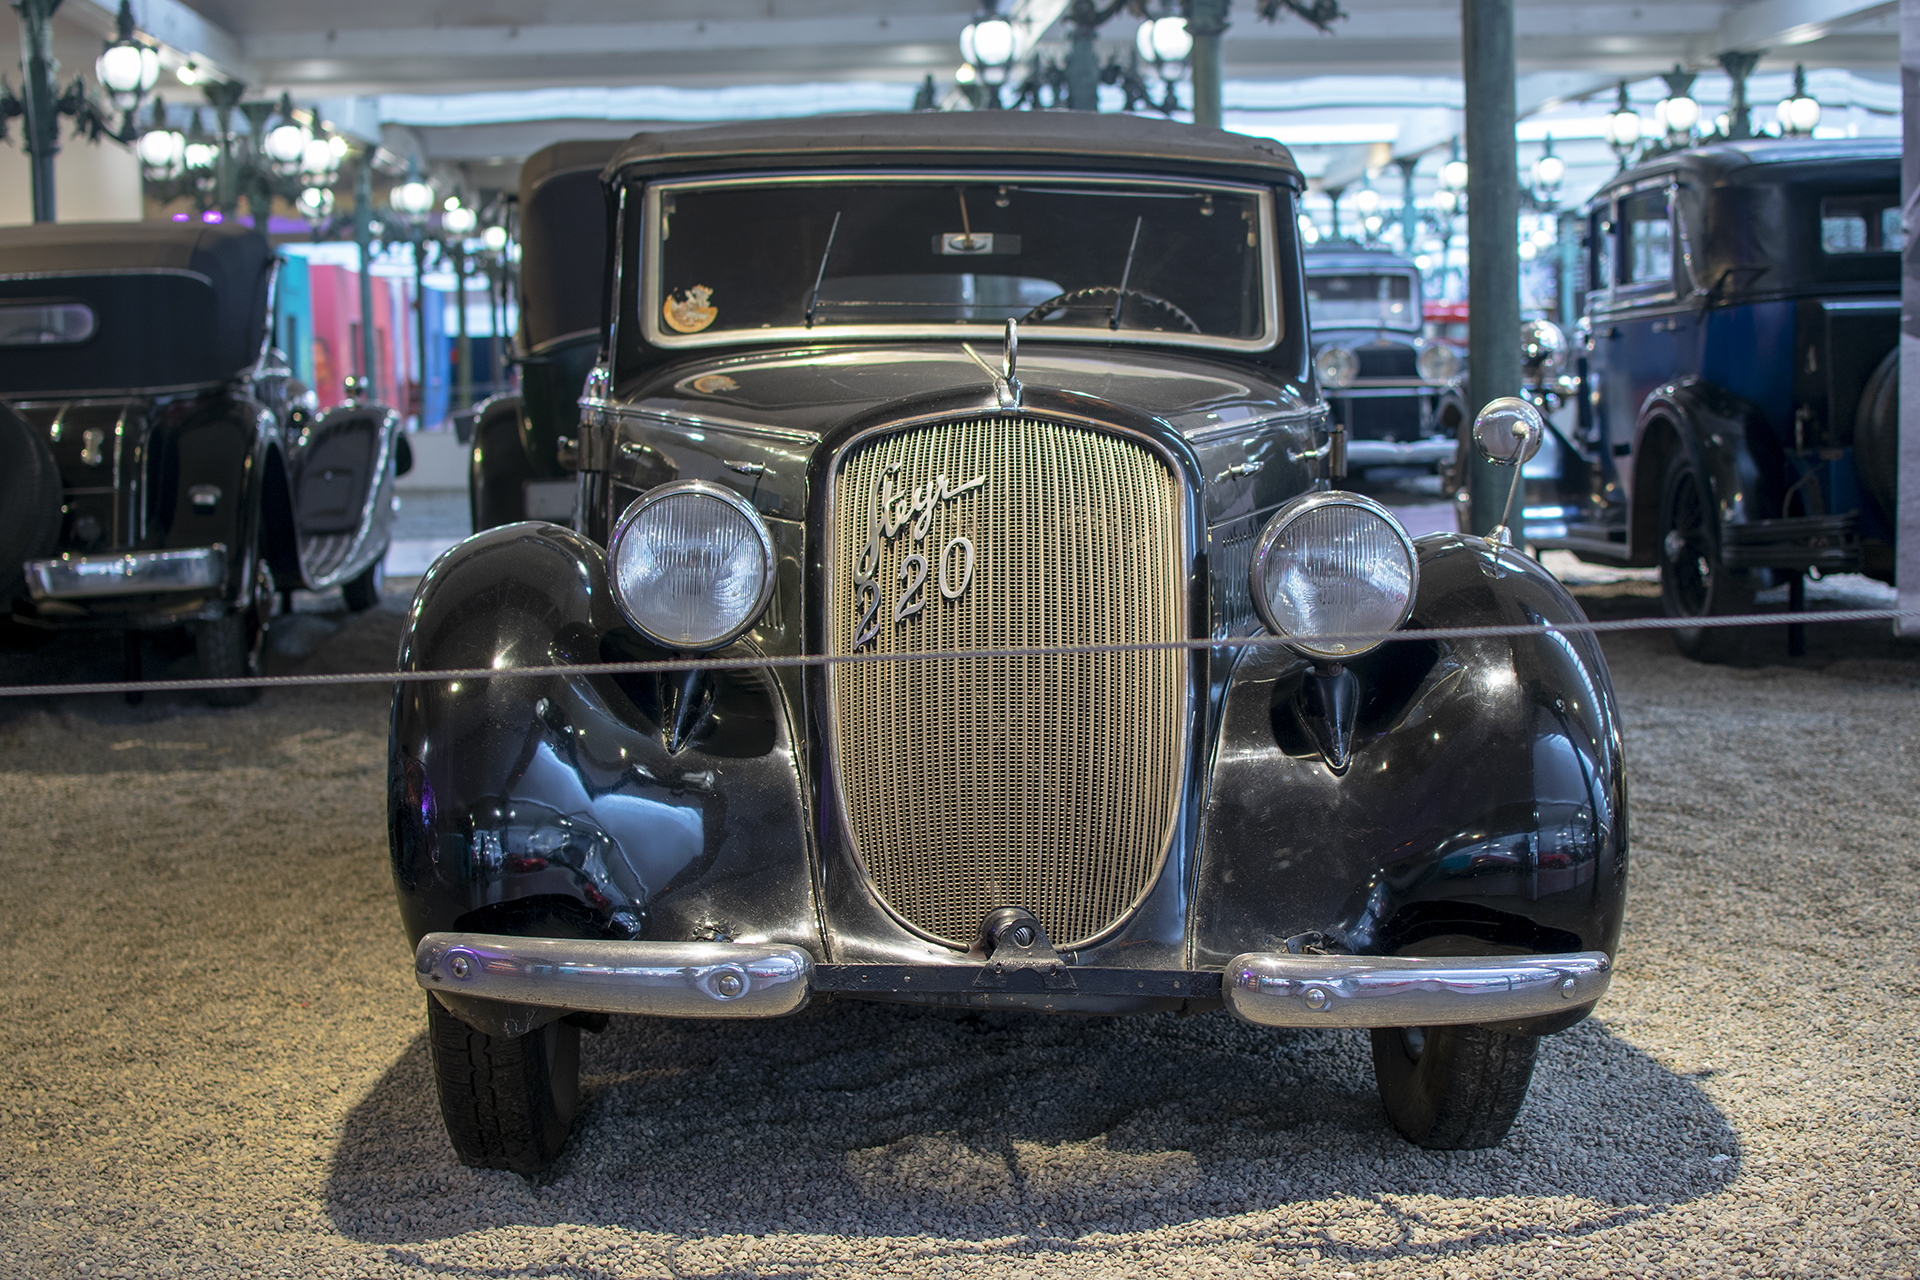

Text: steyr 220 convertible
xmin=390 ymin=112 xmax=1627 ymax=1174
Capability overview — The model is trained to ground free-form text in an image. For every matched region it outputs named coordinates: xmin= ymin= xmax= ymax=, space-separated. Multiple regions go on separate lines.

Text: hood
xmin=614 ymin=342 xmax=1313 ymax=443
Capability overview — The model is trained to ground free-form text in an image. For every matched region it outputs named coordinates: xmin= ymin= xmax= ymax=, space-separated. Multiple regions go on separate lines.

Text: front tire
xmin=1370 ymin=1024 xmax=1539 ymax=1150
xmin=1658 ymin=452 xmax=1753 ymax=662
xmin=194 ymin=554 xmax=272 ymax=707
xmin=342 ymin=554 xmax=385 ymax=612
xmin=426 ymin=996 xmax=580 ymax=1176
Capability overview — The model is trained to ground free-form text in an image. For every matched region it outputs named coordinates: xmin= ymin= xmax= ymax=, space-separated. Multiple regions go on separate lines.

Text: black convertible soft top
xmin=0 ymin=220 xmax=272 ymax=395
xmin=606 ymin=111 xmax=1303 ymax=187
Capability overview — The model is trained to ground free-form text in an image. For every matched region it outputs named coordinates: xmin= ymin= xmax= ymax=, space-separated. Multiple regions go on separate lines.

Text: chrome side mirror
xmin=1470 ymin=396 xmax=1545 ymax=546
xmin=1473 ymin=396 xmax=1545 ymax=466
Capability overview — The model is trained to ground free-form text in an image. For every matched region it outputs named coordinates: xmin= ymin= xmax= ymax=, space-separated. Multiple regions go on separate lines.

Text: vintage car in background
xmin=0 ymin=221 xmax=404 ymax=703
xmin=469 ymin=139 xmax=619 ymax=532
xmin=1303 ymin=245 xmax=1464 ymax=474
xmin=1521 ymin=138 xmax=1898 ymax=659
xmin=390 ymin=112 xmax=1626 ymax=1174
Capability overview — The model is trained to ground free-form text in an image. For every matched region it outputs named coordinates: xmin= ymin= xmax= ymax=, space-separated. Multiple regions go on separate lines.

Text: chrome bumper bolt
xmin=714 ymin=970 xmax=745 ymax=999
xmin=1560 ymin=976 xmax=1577 ymax=999
xmin=1303 ymin=986 xmax=1330 ymax=1011
xmin=449 ymin=953 xmax=471 ymax=979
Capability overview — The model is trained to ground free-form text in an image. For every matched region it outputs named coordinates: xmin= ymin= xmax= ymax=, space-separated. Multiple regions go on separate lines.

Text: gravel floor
xmin=1 ymin=577 xmax=1917 ymax=1278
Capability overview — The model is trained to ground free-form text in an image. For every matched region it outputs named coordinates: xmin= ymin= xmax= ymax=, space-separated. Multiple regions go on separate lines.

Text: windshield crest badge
xmin=851 ymin=460 xmax=984 ymax=650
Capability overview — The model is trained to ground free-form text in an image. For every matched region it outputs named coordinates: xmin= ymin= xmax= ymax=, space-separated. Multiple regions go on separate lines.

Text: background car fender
xmin=469 ymin=392 xmax=531 ymax=531
xmin=149 ymin=395 xmax=276 ymax=607
xmin=388 ymin=523 xmax=819 ymax=988
xmin=1631 ymin=377 xmax=1767 ymax=554
xmin=1191 ymin=534 xmax=1628 ymax=1020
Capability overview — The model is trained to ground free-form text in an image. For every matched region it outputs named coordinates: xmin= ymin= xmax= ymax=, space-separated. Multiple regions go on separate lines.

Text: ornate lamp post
xmin=441 ymin=198 xmax=479 ymax=421
xmin=959 ymin=11 xmax=1017 ymax=108
xmin=1604 ymin=81 xmax=1643 ymax=169
xmin=1776 ymin=64 xmax=1821 ymax=137
xmin=388 ymin=170 xmax=439 ymax=426
xmin=1529 ymin=136 xmax=1564 ymax=207
xmin=1654 ymin=64 xmax=1700 ymax=147
xmin=0 ymin=0 xmax=159 ymax=221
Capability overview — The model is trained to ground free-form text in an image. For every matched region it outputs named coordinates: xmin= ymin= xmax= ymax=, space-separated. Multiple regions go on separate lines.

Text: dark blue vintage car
xmin=389 ymin=112 xmax=1626 ymax=1173
xmin=1525 ymin=138 xmax=1898 ymax=658
xmin=1303 ymin=245 xmax=1462 ymax=473
xmin=0 ymin=221 xmax=406 ymax=701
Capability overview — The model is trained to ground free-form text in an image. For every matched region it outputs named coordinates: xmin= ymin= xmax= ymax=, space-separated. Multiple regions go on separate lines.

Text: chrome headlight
xmin=607 ymin=481 xmax=776 ymax=650
xmin=1314 ymin=344 xmax=1359 ymax=388
xmin=1248 ymin=491 xmax=1418 ymax=660
xmin=1416 ymin=341 xmax=1461 ymax=384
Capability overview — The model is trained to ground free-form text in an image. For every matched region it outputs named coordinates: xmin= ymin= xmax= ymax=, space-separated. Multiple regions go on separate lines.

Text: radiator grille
xmin=828 ymin=417 xmax=1187 ymax=950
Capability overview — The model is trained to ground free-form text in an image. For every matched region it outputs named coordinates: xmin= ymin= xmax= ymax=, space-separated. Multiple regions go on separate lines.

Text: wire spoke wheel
xmin=1658 ymin=451 xmax=1753 ymax=662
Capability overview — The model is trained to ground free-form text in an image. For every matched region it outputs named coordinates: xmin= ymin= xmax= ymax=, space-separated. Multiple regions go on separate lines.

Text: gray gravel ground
xmin=2 ymin=576 xmax=1917 ymax=1278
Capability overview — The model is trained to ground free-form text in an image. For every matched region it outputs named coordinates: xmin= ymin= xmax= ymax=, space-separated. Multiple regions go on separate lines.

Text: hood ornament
xmin=963 ymin=318 xmax=1022 ymax=412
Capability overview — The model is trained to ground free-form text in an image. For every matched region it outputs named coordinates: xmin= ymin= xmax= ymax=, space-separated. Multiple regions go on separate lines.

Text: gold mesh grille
xmin=828 ymin=417 xmax=1187 ymax=950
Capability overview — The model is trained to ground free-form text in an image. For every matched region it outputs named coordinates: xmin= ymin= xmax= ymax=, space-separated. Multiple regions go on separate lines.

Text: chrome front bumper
xmin=414 ymin=932 xmax=1610 ymax=1029
xmin=1343 ymin=438 xmax=1456 ymax=468
xmin=1223 ymin=951 xmax=1611 ymax=1028
xmin=25 ymin=544 xmax=227 ymax=600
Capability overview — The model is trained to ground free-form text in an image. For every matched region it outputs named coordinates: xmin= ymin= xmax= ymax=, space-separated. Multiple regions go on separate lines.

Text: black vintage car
xmin=390 ymin=112 xmax=1627 ymax=1173
xmin=1524 ymin=138 xmax=1898 ymax=658
xmin=1303 ymin=245 xmax=1463 ymax=473
xmin=0 ymin=221 xmax=405 ymax=702
xmin=470 ymin=139 xmax=620 ymax=532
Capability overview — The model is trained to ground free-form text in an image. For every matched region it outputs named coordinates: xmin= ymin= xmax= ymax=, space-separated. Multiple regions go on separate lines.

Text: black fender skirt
xmin=1191 ymin=532 xmax=1628 ymax=975
xmin=388 ymin=522 xmax=817 ymax=953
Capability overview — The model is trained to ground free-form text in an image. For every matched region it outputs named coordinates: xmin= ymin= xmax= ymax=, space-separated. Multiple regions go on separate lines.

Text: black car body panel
xmin=392 ymin=113 xmax=1625 ymax=1038
xmin=470 ymin=140 xmax=620 ymax=531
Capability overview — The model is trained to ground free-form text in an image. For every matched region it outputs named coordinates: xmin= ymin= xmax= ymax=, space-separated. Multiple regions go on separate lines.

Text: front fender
xmin=387 ymin=523 xmax=818 ymax=955
xmin=1192 ymin=534 xmax=1627 ymax=983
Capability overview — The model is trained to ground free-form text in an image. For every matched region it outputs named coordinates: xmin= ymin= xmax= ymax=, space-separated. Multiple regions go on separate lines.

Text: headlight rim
xmin=1313 ymin=343 xmax=1359 ymax=389
xmin=1246 ymin=489 xmax=1420 ymax=661
xmin=606 ymin=478 xmax=777 ymax=652
xmin=1415 ymin=339 xmax=1461 ymax=385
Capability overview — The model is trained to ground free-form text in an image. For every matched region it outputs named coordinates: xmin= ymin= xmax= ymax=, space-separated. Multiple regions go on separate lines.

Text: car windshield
xmin=643 ymin=176 xmax=1273 ymax=347
xmin=1306 ymin=271 xmax=1419 ymax=330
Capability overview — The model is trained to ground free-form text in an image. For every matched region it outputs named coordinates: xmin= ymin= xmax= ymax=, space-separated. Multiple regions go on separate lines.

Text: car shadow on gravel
xmin=326 ymin=999 xmax=1738 ymax=1264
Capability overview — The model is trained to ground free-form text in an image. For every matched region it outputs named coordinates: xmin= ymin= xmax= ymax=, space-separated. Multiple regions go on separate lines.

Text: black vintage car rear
xmin=0 ymin=221 xmax=405 ymax=700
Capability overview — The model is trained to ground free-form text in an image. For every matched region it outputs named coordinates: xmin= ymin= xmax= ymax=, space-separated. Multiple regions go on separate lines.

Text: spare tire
xmin=0 ymin=401 xmax=61 ymax=605
xmin=1855 ymin=347 xmax=1897 ymax=525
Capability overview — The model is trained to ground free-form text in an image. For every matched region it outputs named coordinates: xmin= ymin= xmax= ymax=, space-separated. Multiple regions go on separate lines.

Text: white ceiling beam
xmin=1713 ymin=0 xmax=1897 ymax=50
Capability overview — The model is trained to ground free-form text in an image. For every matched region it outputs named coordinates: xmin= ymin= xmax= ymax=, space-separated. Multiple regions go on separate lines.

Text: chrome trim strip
xmin=0 ymin=267 xmax=214 ymax=285
xmin=1325 ymin=378 xmax=1448 ymax=392
xmin=638 ymin=170 xmax=1279 ymax=355
xmin=414 ymin=932 xmax=813 ymax=1020
xmin=1183 ymin=403 xmax=1322 ymax=444
xmin=1223 ymin=951 xmax=1612 ymax=1028
xmin=822 ymin=405 xmax=1196 ymax=954
xmin=593 ymin=402 xmax=822 ymax=446
xmin=25 ymin=544 xmax=226 ymax=600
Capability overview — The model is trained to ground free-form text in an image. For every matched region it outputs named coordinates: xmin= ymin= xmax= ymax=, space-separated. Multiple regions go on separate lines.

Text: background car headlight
xmin=1314 ymin=344 xmax=1359 ymax=388
xmin=1416 ymin=341 xmax=1461 ymax=384
xmin=607 ymin=481 xmax=776 ymax=650
xmin=1248 ymin=491 xmax=1418 ymax=660
xmin=1519 ymin=318 xmax=1569 ymax=384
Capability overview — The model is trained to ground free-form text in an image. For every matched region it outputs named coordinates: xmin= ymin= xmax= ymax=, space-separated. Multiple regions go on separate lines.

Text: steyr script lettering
xmin=852 ymin=461 xmax=985 ymax=648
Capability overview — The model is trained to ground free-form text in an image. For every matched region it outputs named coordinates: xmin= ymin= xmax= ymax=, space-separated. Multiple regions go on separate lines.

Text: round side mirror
xmin=1519 ymin=319 xmax=1568 ymax=385
xmin=1472 ymin=396 xmax=1545 ymax=467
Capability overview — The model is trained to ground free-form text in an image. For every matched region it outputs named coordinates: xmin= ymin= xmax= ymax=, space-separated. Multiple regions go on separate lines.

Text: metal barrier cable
xmin=1 ymin=606 xmax=1913 ymax=700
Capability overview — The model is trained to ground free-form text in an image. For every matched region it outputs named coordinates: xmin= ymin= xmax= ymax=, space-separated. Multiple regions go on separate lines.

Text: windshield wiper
xmin=1111 ymin=214 xmax=1143 ymax=331
xmin=805 ymin=210 xmax=842 ymax=330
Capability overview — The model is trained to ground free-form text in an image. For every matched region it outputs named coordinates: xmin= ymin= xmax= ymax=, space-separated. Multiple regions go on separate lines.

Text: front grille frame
xmin=816 ymin=405 xmax=1200 ymax=955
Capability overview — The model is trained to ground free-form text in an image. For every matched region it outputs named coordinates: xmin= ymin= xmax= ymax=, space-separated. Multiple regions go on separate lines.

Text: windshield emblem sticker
xmin=851 ymin=460 xmax=984 ymax=649
xmin=663 ymin=285 xmax=717 ymax=333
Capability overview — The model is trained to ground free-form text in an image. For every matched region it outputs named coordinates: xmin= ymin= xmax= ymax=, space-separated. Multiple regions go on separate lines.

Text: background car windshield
xmin=652 ymin=179 xmax=1267 ymax=341
xmin=1305 ymin=273 xmax=1416 ymax=329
